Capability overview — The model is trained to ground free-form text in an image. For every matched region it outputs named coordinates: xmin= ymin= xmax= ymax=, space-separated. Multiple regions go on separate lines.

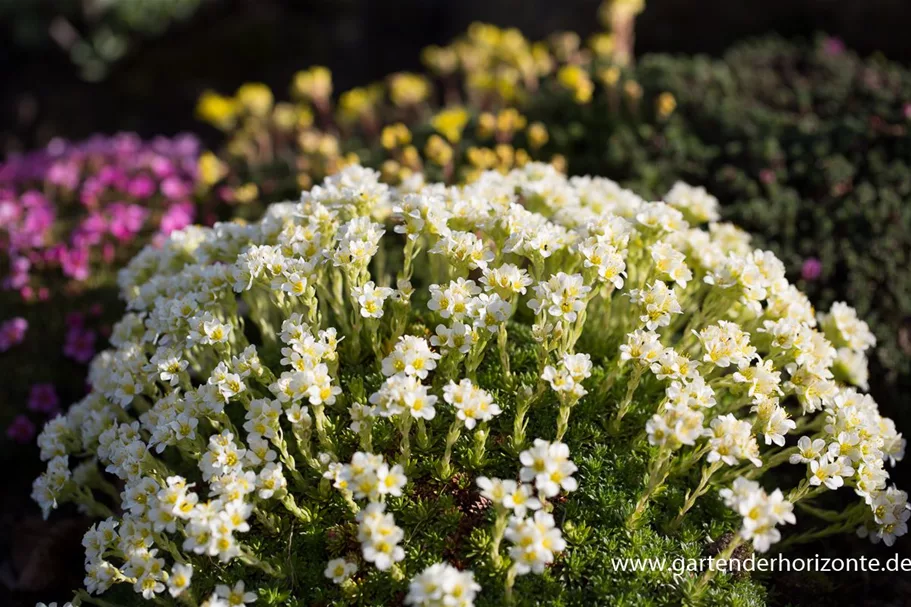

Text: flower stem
xmin=440 ymin=418 xmax=462 ymax=477
xmin=669 ymin=460 xmax=722 ymax=531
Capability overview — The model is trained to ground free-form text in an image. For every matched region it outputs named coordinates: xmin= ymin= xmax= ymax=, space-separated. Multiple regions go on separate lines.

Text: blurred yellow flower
xmin=598 ymin=66 xmax=621 ymax=87
xmin=467 ymin=146 xmax=496 ymax=170
xmin=557 ymin=65 xmax=594 ymax=104
xmin=551 ymin=154 xmax=567 ymax=173
xmin=389 ymin=73 xmax=431 ymax=107
xmin=515 ymin=148 xmax=530 ymax=167
xmin=197 ymin=151 xmax=227 ymax=186
xmin=600 ymin=0 xmax=646 ymax=24
xmin=421 ymin=45 xmax=459 ymax=75
xmin=381 ymin=123 xmax=412 ymax=150
xmin=656 ymin=92 xmax=677 ymax=118
xmin=401 ymin=145 xmax=421 ymax=170
xmin=196 ymin=91 xmax=238 ymax=130
xmin=338 ymin=85 xmax=382 ymax=123
xmin=496 ymin=108 xmax=527 ymax=137
xmin=235 ymin=83 xmax=274 ymax=118
xmin=233 ymin=183 xmax=259 ymax=204
xmin=527 ymin=122 xmax=549 ymax=150
xmin=476 ymin=112 xmax=496 ymax=139
xmin=624 ymin=80 xmax=643 ymax=99
xmin=424 ymin=135 xmax=453 ymax=166
xmin=293 ymin=66 xmax=333 ymax=102
xmin=431 ymin=107 xmax=470 ymax=143
xmin=589 ymin=33 xmax=615 ymax=58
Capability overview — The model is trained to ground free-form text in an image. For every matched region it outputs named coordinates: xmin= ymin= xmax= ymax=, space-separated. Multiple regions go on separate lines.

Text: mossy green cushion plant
xmin=32 ymin=165 xmax=905 ymax=606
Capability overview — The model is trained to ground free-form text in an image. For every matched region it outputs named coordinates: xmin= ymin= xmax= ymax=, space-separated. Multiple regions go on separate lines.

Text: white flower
xmin=215 ymin=580 xmax=257 ymax=605
xmin=443 ymin=379 xmax=501 ymax=429
xmin=357 ymin=503 xmax=405 ymax=571
xmin=519 ymin=439 xmax=578 ymax=498
xmin=352 ymin=281 xmax=394 ymax=318
xmin=506 ymin=511 xmax=566 ymax=574
xmin=381 ymin=335 xmax=440 ymax=379
xmin=324 ymin=558 xmax=357 ymax=584
xmin=168 ymin=563 xmax=193 ymax=597
xmin=406 ymin=562 xmax=480 ymax=607
xmin=720 ymin=476 xmax=795 ymax=553
xmin=542 ymin=352 xmax=592 ymax=398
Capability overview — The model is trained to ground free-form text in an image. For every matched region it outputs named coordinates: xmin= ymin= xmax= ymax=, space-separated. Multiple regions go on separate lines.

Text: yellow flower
xmin=381 ymin=124 xmax=411 ymax=150
xmin=401 ymin=145 xmax=421 ymax=170
xmin=476 ymin=112 xmax=496 ymax=139
xmin=467 ymin=146 xmax=496 ymax=170
xmin=656 ymin=92 xmax=677 ymax=119
xmin=197 ymin=152 xmax=227 ymax=187
xmin=338 ymin=85 xmax=381 ymax=123
xmin=495 ymin=143 xmax=514 ymax=169
xmin=557 ymin=65 xmax=594 ymax=104
xmin=381 ymin=159 xmax=402 ymax=183
xmin=196 ymin=91 xmax=238 ymax=130
xmin=589 ymin=33 xmax=615 ymax=58
xmin=598 ymin=66 xmax=621 ymax=87
xmin=272 ymin=102 xmax=311 ymax=131
xmin=496 ymin=108 xmax=527 ymax=137
xmin=318 ymin=134 xmax=340 ymax=158
xmin=431 ymin=107 xmax=470 ymax=144
xmin=235 ymin=83 xmax=274 ymax=118
xmin=624 ymin=80 xmax=643 ymax=99
xmin=424 ymin=135 xmax=453 ymax=166
xmin=526 ymin=122 xmax=549 ymax=150
xmin=421 ymin=45 xmax=459 ymax=75
xmin=515 ymin=148 xmax=530 ymax=167
xmin=600 ymin=0 xmax=646 ymax=25
xmin=467 ymin=22 xmax=503 ymax=48
xmin=293 ymin=66 xmax=333 ymax=101
xmin=551 ymin=154 xmax=567 ymax=173
xmin=531 ymin=43 xmax=554 ymax=76
xmin=550 ymin=32 xmax=581 ymax=63
xmin=494 ymin=69 xmax=522 ymax=102
xmin=233 ymin=183 xmax=259 ymax=204
xmin=389 ymin=73 xmax=431 ymax=107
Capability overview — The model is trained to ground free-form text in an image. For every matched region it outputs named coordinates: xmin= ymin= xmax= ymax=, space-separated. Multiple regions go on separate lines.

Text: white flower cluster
xmin=720 ymin=477 xmax=796 ymax=552
xmin=30 ymin=163 xmax=905 ymax=605
xmin=406 ymin=562 xmax=481 ymax=607
xmin=477 ymin=440 xmax=576 ymax=576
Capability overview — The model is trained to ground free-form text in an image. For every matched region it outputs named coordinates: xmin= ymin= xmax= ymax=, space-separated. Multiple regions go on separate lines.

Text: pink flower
xmin=28 ymin=383 xmax=60 ymax=415
xmin=108 ymin=203 xmax=148 ymax=242
xmin=60 ymin=246 xmax=91 ymax=281
xmin=160 ymin=202 xmax=195 ymax=235
xmin=823 ymin=37 xmax=845 ymax=56
xmin=6 ymin=415 xmax=36 ymax=444
xmin=161 ymin=176 xmax=190 ymax=200
xmin=64 ymin=326 xmax=97 ymax=363
xmin=801 ymin=257 xmax=822 ymax=281
xmin=0 ymin=317 xmax=28 ymax=351
xmin=127 ymin=175 xmax=156 ymax=199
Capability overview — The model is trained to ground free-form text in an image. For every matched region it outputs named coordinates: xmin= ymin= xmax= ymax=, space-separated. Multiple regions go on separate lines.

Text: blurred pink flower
xmin=64 ymin=325 xmax=97 ymax=363
xmin=801 ymin=257 xmax=822 ymax=281
xmin=823 ymin=37 xmax=845 ymax=56
xmin=28 ymin=383 xmax=60 ymax=415
xmin=6 ymin=415 xmax=36 ymax=444
xmin=0 ymin=317 xmax=28 ymax=351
